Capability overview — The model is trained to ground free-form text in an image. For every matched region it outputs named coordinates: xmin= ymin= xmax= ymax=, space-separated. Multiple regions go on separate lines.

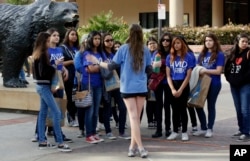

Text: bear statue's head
xmin=35 ymin=0 xmax=79 ymax=40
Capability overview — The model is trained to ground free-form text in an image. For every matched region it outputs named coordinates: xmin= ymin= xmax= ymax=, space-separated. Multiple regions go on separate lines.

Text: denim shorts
xmin=121 ymin=92 xmax=148 ymax=98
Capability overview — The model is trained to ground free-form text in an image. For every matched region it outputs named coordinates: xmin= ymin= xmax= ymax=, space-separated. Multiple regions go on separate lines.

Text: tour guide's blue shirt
xmin=198 ymin=51 xmax=225 ymax=85
xmin=112 ymin=44 xmax=151 ymax=94
xmin=82 ymin=50 xmax=103 ymax=87
xmin=166 ymin=54 xmax=193 ymax=80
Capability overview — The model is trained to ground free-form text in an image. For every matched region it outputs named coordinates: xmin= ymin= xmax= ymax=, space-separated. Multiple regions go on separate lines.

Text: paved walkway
xmin=0 ymin=76 xmax=249 ymax=161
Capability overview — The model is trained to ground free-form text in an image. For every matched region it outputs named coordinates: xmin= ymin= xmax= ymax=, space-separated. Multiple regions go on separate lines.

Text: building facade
xmin=1 ymin=0 xmax=250 ymax=28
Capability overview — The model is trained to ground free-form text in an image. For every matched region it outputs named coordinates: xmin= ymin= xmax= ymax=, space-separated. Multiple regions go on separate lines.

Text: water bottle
xmin=153 ymin=53 xmax=161 ymax=73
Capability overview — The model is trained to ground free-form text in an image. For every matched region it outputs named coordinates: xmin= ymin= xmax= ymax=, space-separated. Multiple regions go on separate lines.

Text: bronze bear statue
xmin=0 ymin=0 xmax=79 ymax=88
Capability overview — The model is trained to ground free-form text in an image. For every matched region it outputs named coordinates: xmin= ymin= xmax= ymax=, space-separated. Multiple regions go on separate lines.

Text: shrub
xmin=77 ymin=10 xmax=129 ymax=43
xmin=149 ymin=23 xmax=250 ymax=45
xmin=6 ymin=0 xmax=33 ymax=5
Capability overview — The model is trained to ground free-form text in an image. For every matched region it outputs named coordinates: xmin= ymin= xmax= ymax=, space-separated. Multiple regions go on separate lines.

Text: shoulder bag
xmin=75 ymin=73 xmax=93 ymax=108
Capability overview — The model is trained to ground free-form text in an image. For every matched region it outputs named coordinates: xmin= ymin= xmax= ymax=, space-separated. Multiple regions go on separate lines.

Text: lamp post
xmin=157 ymin=0 xmax=163 ymax=40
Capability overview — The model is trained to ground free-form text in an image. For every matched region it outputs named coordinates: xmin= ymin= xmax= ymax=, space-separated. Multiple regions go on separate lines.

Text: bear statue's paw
xmin=4 ymin=78 xmax=27 ymax=88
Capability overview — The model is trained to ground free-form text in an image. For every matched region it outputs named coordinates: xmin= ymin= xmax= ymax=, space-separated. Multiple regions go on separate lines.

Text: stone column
xmin=212 ymin=0 xmax=223 ymax=27
xmin=169 ymin=0 xmax=184 ymax=27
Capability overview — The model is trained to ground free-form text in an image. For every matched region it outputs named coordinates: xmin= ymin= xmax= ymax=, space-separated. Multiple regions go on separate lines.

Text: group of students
xmin=73 ymin=31 xmax=129 ymax=144
xmin=144 ymin=32 xmax=225 ymax=142
xmin=144 ymin=31 xmax=250 ymax=144
xmin=32 ymin=27 xmax=130 ymax=152
xmin=31 ymin=23 xmax=250 ymax=157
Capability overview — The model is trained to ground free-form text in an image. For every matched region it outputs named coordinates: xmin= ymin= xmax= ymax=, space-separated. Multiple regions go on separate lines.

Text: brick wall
xmin=189 ymin=45 xmax=233 ymax=53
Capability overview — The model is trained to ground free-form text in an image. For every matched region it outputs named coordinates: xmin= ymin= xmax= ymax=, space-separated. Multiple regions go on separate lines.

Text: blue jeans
xmin=19 ymin=69 xmax=26 ymax=80
xmin=36 ymin=84 xmax=63 ymax=144
xmin=195 ymin=83 xmax=221 ymax=130
xmin=230 ymin=84 xmax=250 ymax=135
xmin=82 ymin=84 xmax=103 ymax=137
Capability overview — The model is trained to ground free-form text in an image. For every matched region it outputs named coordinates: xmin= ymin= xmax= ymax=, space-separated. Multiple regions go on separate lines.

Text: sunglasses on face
xmin=104 ymin=39 xmax=114 ymax=43
xmin=162 ymin=39 xmax=170 ymax=42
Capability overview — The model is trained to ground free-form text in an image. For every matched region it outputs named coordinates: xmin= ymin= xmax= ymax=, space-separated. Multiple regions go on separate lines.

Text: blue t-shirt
xmin=102 ymin=52 xmax=114 ymax=63
xmin=74 ymin=51 xmax=83 ymax=73
xmin=48 ymin=47 xmax=64 ymax=65
xmin=198 ymin=51 xmax=225 ymax=85
xmin=166 ymin=54 xmax=193 ymax=80
xmin=82 ymin=50 xmax=103 ymax=87
xmin=112 ymin=44 xmax=151 ymax=93
xmin=188 ymin=51 xmax=196 ymax=69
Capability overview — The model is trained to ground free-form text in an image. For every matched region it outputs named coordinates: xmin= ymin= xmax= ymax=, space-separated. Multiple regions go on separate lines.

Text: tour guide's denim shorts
xmin=121 ymin=92 xmax=148 ymax=98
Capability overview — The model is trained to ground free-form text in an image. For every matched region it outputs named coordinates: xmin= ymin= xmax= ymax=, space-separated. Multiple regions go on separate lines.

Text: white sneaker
xmin=181 ymin=133 xmax=189 ymax=141
xmin=68 ymin=121 xmax=74 ymax=127
xmin=193 ymin=130 xmax=206 ymax=136
xmin=106 ymin=133 xmax=117 ymax=140
xmin=167 ymin=132 xmax=178 ymax=140
xmin=192 ymin=126 xmax=198 ymax=133
xmin=205 ymin=129 xmax=213 ymax=138
xmin=72 ymin=120 xmax=79 ymax=127
xmin=98 ymin=123 xmax=105 ymax=131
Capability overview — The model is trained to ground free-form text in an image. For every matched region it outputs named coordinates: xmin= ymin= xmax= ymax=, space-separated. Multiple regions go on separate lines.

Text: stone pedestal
xmin=0 ymin=74 xmax=40 ymax=112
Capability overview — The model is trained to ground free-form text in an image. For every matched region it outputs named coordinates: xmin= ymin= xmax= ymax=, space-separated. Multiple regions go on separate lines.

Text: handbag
xmin=75 ymin=74 xmax=93 ymax=108
xmin=100 ymin=67 xmax=113 ymax=80
xmin=104 ymin=70 xmax=120 ymax=92
xmin=187 ymin=74 xmax=211 ymax=108
xmin=51 ymin=70 xmax=64 ymax=91
xmin=148 ymin=72 xmax=165 ymax=90
xmin=46 ymin=98 xmax=67 ymax=127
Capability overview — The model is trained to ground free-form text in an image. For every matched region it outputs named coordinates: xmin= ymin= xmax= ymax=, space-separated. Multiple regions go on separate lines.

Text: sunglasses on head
xmin=162 ymin=39 xmax=170 ymax=42
xmin=104 ymin=39 xmax=114 ymax=43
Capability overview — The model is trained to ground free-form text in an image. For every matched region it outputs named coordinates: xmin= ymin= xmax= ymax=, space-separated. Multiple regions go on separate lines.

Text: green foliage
xmin=150 ymin=23 xmax=250 ymax=45
xmin=78 ymin=10 xmax=129 ymax=43
xmin=6 ymin=0 xmax=33 ymax=5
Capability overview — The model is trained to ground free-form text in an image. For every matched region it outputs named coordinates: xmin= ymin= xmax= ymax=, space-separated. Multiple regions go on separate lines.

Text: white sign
xmin=158 ymin=4 xmax=166 ymax=20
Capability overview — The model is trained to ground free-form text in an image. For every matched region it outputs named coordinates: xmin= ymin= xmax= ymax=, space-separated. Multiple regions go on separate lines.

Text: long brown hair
xmin=32 ymin=32 xmax=50 ymax=65
xmin=199 ymin=33 xmax=222 ymax=65
xmin=62 ymin=28 xmax=80 ymax=49
xmin=170 ymin=37 xmax=188 ymax=63
xmin=228 ymin=33 xmax=249 ymax=61
xmin=126 ymin=24 xmax=144 ymax=72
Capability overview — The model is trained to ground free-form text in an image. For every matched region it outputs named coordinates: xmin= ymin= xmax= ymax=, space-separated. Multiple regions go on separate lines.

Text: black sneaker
xmin=237 ymin=134 xmax=250 ymax=142
xmin=152 ymin=132 xmax=162 ymax=138
xmin=47 ymin=131 xmax=54 ymax=137
xmin=58 ymin=144 xmax=72 ymax=152
xmin=165 ymin=131 xmax=171 ymax=137
xmin=232 ymin=131 xmax=242 ymax=138
xmin=63 ymin=137 xmax=73 ymax=143
xmin=38 ymin=142 xmax=56 ymax=150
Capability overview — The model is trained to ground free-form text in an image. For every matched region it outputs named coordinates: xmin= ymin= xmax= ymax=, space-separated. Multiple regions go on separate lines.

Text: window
xmin=196 ymin=0 xmax=212 ymax=26
xmin=224 ymin=0 xmax=250 ymax=24
xmin=139 ymin=12 xmax=169 ymax=29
